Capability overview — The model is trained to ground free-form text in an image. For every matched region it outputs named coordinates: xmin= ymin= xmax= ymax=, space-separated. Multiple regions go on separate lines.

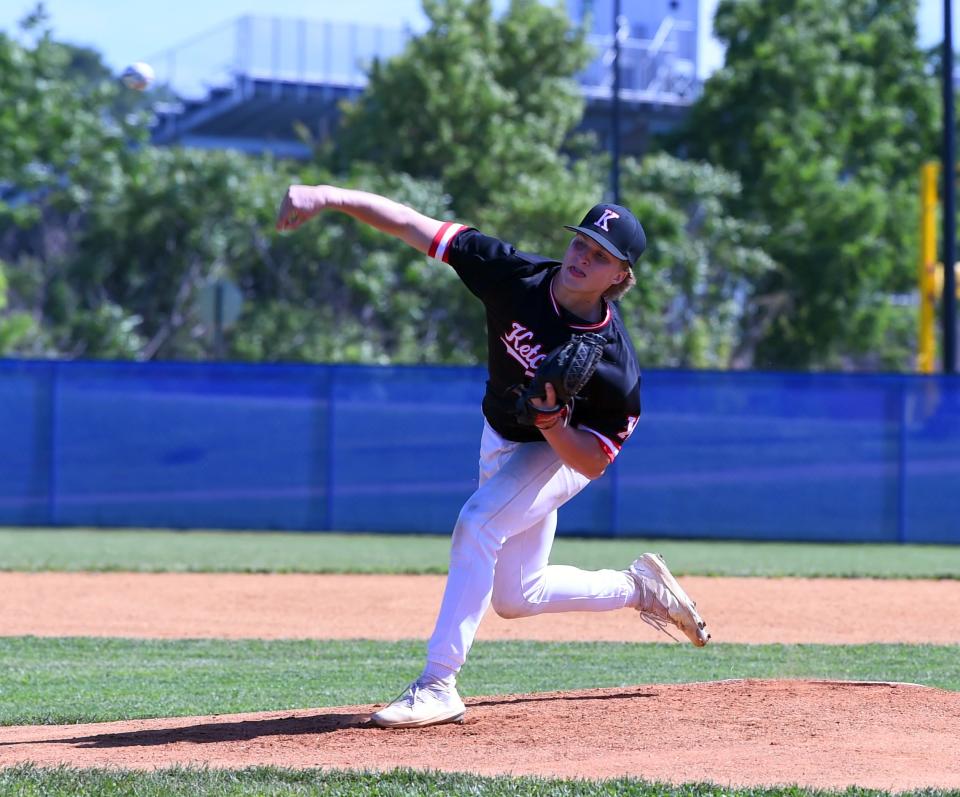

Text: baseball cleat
xmin=627 ymin=552 xmax=710 ymax=647
xmin=370 ymin=680 xmax=466 ymax=729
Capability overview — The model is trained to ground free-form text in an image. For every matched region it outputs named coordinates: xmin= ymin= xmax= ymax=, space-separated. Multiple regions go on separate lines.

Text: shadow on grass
xmin=0 ymin=689 xmax=659 ymax=748
xmin=0 ymin=712 xmax=372 ymax=748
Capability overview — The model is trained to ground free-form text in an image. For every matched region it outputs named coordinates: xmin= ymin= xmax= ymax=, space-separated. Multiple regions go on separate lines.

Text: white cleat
xmin=370 ymin=680 xmax=466 ymax=729
xmin=627 ymin=552 xmax=710 ymax=647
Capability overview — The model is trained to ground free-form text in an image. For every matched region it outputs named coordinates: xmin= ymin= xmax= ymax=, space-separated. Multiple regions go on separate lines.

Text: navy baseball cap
xmin=564 ymin=203 xmax=646 ymax=266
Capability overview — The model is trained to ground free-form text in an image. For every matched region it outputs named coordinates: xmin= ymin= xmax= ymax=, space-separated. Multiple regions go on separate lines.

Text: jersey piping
xmin=578 ymin=424 xmax=621 ymax=463
xmin=548 ymin=278 xmax=612 ymax=330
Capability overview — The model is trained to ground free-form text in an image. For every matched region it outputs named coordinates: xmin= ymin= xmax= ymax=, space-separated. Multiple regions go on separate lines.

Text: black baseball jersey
xmin=429 ymin=223 xmax=642 ymax=461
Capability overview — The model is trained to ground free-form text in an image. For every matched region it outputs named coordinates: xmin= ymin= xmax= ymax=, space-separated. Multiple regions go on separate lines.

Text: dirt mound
xmin=2 ymin=679 xmax=958 ymax=791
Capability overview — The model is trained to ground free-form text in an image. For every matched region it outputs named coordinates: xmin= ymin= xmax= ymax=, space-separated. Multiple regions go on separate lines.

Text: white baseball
xmin=121 ymin=61 xmax=155 ymax=91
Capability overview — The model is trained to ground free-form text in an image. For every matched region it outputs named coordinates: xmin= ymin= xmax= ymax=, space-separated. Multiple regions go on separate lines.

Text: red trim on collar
xmin=549 ymin=275 xmax=612 ymax=330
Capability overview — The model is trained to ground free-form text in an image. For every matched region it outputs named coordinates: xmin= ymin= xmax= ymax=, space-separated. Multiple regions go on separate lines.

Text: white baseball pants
xmin=425 ymin=419 xmax=638 ymax=675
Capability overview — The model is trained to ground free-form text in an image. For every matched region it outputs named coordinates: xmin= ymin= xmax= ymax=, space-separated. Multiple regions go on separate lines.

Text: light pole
xmin=944 ymin=0 xmax=957 ymax=372
xmin=611 ymin=0 xmax=622 ymax=204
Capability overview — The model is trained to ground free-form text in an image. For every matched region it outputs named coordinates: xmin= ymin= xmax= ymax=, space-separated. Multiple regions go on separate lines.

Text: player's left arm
xmin=531 ymin=384 xmax=613 ymax=479
xmin=539 ymin=427 xmax=611 ymax=479
xmin=530 ymin=381 xmax=640 ymax=479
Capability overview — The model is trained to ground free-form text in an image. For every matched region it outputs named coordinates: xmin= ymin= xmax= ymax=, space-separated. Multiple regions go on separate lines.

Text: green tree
xmin=74 ymin=151 xmax=486 ymax=364
xmin=317 ymin=0 xmax=620 ymax=363
xmin=332 ymin=0 xmax=596 ymax=221
xmin=678 ymin=0 xmax=938 ymax=369
xmin=324 ymin=0 xmax=782 ymax=368
xmin=0 ymin=3 xmax=783 ymax=370
xmin=0 ymin=12 xmax=147 ymax=228
xmin=66 ymin=146 xmax=282 ymax=360
xmin=0 ymin=262 xmax=36 ymax=354
xmin=3 ymin=4 xmax=602 ymax=365
xmin=618 ymin=154 xmax=778 ymax=368
xmin=0 ymin=8 xmax=153 ymax=356
xmin=0 ymin=9 xmax=493 ymax=365
xmin=234 ymin=165 xmax=482 ymax=364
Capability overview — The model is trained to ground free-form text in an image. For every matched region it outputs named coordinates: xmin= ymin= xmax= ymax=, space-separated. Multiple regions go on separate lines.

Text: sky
xmin=0 ymin=0 xmax=952 ymax=81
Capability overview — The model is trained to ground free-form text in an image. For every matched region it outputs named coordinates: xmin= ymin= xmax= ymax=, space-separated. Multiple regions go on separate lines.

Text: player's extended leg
xmin=492 ymin=531 xmax=709 ymax=646
xmin=372 ymin=423 xmax=589 ymax=728
xmin=424 ymin=430 xmax=592 ymax=675
xmin=490 ymin=513 xmax=636 ymax=618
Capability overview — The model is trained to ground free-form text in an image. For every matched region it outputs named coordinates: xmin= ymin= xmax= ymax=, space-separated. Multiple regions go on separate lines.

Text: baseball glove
xmin=515 ymin=332 xmax=606 ymax=430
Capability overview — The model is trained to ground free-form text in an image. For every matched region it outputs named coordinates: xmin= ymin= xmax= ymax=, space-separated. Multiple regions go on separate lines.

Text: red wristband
xmin=533 ymin=405 xmax=568 ymax=430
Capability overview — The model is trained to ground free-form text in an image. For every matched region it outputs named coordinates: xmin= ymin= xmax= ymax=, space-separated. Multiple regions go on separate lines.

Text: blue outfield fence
xmin=1 ymin=359 xmax=958 ymax=542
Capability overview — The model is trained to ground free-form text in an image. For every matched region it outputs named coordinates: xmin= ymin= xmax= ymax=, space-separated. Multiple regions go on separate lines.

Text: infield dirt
xmin=1 ymin=572 xmax=959 ymax=790
xmin=3 ymin=572 xmax=960 ymax=643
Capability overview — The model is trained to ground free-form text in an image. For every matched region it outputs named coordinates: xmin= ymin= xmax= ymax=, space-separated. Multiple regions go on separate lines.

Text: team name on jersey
xmin=500 ymin=322 xmax=547 ymax=377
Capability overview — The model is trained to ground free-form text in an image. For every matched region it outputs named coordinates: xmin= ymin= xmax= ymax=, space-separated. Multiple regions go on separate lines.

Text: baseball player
xmin=275 ymin=184 xmax=710 ymax=729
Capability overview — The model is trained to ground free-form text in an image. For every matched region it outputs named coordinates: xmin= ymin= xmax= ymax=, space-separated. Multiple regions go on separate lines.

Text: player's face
xmin=560 ymin=234 xmax=629 ymax=295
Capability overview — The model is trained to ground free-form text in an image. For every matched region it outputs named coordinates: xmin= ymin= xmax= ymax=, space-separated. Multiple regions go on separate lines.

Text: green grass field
xmin=2 ymin=527 xmax=957 ymax=796
xmin=1 ymin=637 xmax=958 ymax=726
xmin=3 ymin=527 xmax=960 ymax=578
xmin=5 ymin=765 xmax=946 ymax=797
xmin=7 ymin=765 xmax=957 ymax=797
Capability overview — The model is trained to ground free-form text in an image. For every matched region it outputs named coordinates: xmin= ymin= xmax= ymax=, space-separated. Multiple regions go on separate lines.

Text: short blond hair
xmin=603 ymin=265 xmax=635 ymax=302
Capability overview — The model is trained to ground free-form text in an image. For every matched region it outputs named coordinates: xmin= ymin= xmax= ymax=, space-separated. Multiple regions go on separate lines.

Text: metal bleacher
xmin=149 ymin=12 xmax=701 ymax=158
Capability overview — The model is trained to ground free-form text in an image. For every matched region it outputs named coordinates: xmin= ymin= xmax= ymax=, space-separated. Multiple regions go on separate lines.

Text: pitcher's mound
xmin=1 ymin=679 xmax=958 ymax=791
